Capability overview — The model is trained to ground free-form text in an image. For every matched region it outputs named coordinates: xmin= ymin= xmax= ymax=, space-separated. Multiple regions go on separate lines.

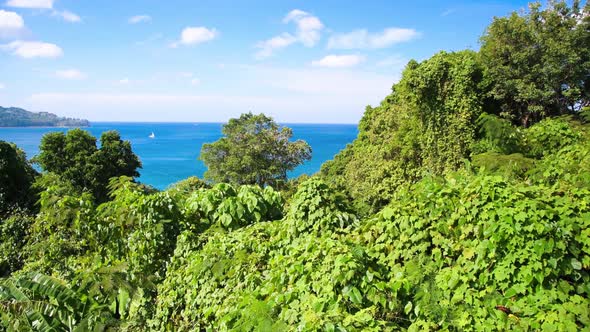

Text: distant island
xmin=0 ymin=106 xmax=89 ymax=127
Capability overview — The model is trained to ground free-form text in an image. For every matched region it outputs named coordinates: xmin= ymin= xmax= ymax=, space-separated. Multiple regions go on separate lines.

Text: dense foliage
xmin=321 ymin=50 xmax=485 ymax=214
xmin=35 ymin=129 xmax=141 ymax=203
xmin=480 ymin=0 xmax=590 ymax=126
xmin=0 ymin=106 xmax=89 ymax=127
xmin=200 ymin=112 xmax=312 ymax=188
xmin=1 ymin=1 xmax=589 ymax=331
xmin=321 ymin=1 xmax=590 ymax=214
xmin=0 ymin=141 xmax=37 ymax=217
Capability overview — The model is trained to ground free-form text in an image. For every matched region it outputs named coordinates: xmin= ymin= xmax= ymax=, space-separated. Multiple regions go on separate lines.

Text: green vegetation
xmin=0 ymin=107 xmax=89 ymax=127
xmin=35 ymin=129 xmax=142 ymax=203
xmin=200 ymin=112 xmax=312 ymax=188
xmin=480 ymin=1 xmax=590 ymax=126
xmin=320 ymin=0 xmax=590 ymax=214
xmin=321 ymin=50 xmax=485 ymax=214
xmin=1 ymin=1 xmax=589 ymax=331
xmin=0 ymin=142 xmax=37 ymax=218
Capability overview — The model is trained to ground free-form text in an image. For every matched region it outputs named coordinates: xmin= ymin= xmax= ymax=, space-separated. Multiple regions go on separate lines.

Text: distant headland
xmin=0 ymin=106 xmax=89 ymax=127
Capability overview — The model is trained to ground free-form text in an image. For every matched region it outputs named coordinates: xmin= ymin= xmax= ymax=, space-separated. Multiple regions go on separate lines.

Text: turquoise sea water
xmin=0 ymin=122 xmax=358 ymax=189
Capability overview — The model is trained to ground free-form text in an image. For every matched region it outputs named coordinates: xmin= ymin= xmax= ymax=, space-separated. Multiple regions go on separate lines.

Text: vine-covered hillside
xmin=320 ymin=1 xmax=590 ymax=214
xmin=1 ymin=1 xmax=589 ymax=331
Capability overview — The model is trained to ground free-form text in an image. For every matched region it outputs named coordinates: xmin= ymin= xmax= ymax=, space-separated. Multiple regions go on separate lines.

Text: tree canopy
xmin=480 ymin=0 xmax=590 ymax=126
xmin=0 ymin=141 xmax=37 ymax=217
xmin=35 ymin=129 xmax=141 ymax=202
xmin=200 ymin=112 xmax=312 ymax=188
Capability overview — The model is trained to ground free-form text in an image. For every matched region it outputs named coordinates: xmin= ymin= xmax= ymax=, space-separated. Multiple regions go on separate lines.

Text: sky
xmin=0 ymin=0 xmax=534 ymax=123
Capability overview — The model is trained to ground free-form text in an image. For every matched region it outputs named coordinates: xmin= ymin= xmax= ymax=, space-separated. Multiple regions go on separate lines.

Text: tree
xmin=36 ymin=129 xmax=97 ymax=191
xmin=200 ymin=112 xmax=311 ymax=188
xmin=0 ymin=141 xmax=37 ymax=216
xmin=35 ymin=129 xmax=141 ymax=202
xmin=90 ymin=131 xmax=142 ymax=202
xmin=480 ymin=0 xmax=590 ymax=127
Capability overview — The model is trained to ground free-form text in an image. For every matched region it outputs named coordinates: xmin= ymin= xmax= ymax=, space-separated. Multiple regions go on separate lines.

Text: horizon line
xmin=88 ymin=121 xmax=359 ymax=125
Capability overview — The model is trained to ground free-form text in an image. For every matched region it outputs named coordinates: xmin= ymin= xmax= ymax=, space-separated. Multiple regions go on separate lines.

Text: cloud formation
xmin=311 ymin=54 xmax=365 ymax=68
xmin=0 ymin=10 xmax=24 ymax=29
xmin=129 ymin=15 xmax=151 ymax=24
xmin=255 ymin=33 xmax=297 ymax=59
xmin=5 ymin=0 xmax=52 ymax=9
xmin=327 ymin=28 xmax=419 ymax=49
xmin=172 ymin=26 xmax=218 ymax=47
xmin=283 ymin=9 xmax=323 ymax=47
xmin=1 ymin=40 xmax=63 ymax=58
xmin=52 ymin=10 xmax=81 ymax=23
xmin=0 ymin=10 xmax=25 ymax=38
xmin=256 ymin=9 xmax=323 ymax=59
xmin=56 ymin=69 xmax=86 ymax=80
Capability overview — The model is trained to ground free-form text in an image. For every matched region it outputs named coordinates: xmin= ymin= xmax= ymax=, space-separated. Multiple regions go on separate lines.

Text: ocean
xmin=0 ymin=122 xmax=358 ymax=189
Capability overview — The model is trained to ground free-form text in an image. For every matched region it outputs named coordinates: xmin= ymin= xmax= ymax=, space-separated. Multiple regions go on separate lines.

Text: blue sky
xmin=0 ymin=0 xmax=532 ymax=123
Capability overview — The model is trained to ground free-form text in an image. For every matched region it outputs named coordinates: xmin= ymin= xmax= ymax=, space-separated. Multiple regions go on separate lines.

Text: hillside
xmin=0 ymin=106 xmax=89 ymax=127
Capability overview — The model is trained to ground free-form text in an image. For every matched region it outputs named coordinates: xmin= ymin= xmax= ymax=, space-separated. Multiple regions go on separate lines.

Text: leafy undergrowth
xmin=153 ymin=162 xmax=590 ymax=331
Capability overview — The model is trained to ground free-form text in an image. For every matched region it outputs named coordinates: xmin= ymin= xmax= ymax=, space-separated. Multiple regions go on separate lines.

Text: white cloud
xmin=311 ymin=54 xmax=365 ymax=68
xmin=119 ymin=78 xmax=130 ymax=84
xmin=5 ymin=0 xmax=52 ymax=9
xmin=0 ymin=83 xmax=5 ymax=89
xmin=282 ymin=9 xmax=308 ymax=22
xmin=0 ymin=10 xmax=25 ymax=38
xmin=171 ymin=26 xmax=218 ymax=47
xmin=0 ymin=10 xmax=24 ymax=29
xmin=55 ymin=69 xmax=86 ymax=80
xmin=1 ymin=40 xmax=62 ymax=58
xmin=52 ymin=10 xmax=81 ymax=23
xmin=255 ymin=33 xmax=297 ymax=59
xmin=327 ymin=28 xmax=419 ymax=49
xmin=283 ymin=9 xmax=323 ymax=47
xmin=129 ymin=15 xmax=151 ymax=24
xmin=255 ymin=9 xmax=323 ymax=59
xmin=191 ymin=78 xmax=201 ymax=85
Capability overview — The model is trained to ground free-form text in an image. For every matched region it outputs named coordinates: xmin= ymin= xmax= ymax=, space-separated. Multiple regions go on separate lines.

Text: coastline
xmin=0 ymin=125 xmax=91 ymax=128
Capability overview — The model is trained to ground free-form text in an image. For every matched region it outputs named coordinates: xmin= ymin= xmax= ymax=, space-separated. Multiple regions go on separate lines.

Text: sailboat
xmin=149 ymin=132 xmax=155 ymax=139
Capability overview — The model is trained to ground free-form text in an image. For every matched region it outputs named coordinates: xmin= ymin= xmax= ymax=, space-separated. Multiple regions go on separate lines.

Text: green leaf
xmin=347 ymin=286 xmax=363 ymax=305
xmin=571 ymin=258 xmax=582 ymax=270
xmin=404 ymin=301 xmax=413 ymax=315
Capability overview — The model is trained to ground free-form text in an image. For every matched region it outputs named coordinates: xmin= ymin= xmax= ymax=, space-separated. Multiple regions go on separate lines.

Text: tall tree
xmin=200 ymin=112 xmax=311 ymax=188
xmin=90 ymin=131 xmax=142 ymax=202
xmin=36 ymin=129 xmax=141 ymax=202
xmin=36 ymin=129 xmax=98 ymax=191
xmin=480 ymin=0 xmax=590 ymax=127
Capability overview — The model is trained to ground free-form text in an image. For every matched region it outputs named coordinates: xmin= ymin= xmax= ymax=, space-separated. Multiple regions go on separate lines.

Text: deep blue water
xmin=0 ymin=122 xmax=358 ymax=189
